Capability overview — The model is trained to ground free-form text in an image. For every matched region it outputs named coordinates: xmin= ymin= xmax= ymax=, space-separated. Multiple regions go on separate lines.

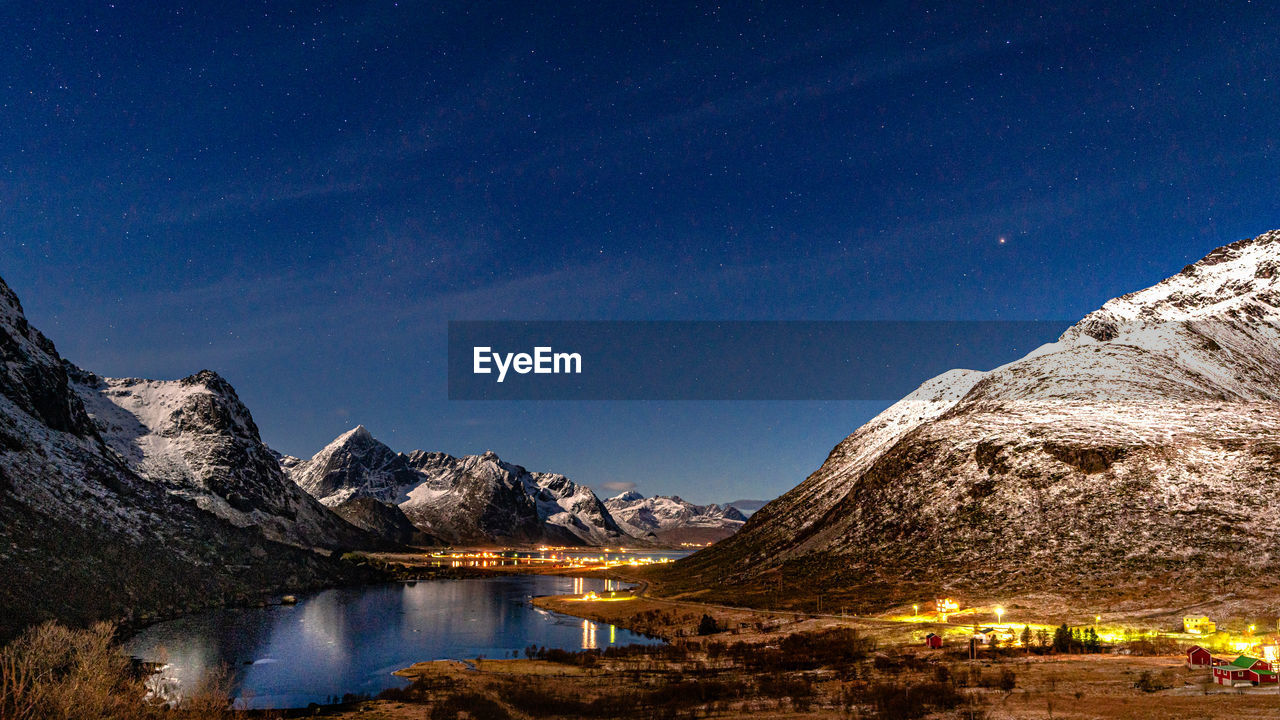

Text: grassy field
xmin=299 ymin=589 xmax=1280 ymax=719
xmin=314 ymin=639 xmax=1280 ymax=720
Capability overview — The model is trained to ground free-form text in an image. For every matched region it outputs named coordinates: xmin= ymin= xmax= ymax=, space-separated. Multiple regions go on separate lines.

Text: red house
xmin=925 ymin=633 xmax=943 ymax=649
xmin=1186 ymin=645 xmax=1213 ymax=669
xmin=1213 ymin=664 xmax=1253 ymax=686
xmin=1213 ymin=656 xmax=1279 ymax=685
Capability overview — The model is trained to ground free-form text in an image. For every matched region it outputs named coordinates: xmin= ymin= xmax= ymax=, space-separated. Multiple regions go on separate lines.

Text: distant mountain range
xmin=669 ymin=230 xmax=1280 ymax=618
xmin=281 ymin=426 xmax=626 ymax=545
xmin=605 ymin=491 xmax=746 ymax=545
xmin=279 ymin=425 xmax=750 ymax=547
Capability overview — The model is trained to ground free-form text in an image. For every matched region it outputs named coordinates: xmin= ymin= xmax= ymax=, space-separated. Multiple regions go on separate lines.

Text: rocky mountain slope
xmin=668 ymin=230 xmax=1280 ymax=617
xmin=283 ymin=427 xmax=628 ymax=545
xmin=0 ymin=276 xmax=376 ymax=640
xmin=331 ymin=496 xmax=439 ymax=547
xmin=605 ymin=492 xmax=746 ymax=545
xmin=70 ymin=370 xmax=370 ymax=549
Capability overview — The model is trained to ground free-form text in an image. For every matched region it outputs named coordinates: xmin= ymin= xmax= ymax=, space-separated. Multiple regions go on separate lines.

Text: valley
xmin=6 ymin=230 xmax=1280 ymax=718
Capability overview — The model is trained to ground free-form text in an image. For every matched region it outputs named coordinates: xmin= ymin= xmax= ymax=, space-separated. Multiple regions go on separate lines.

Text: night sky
xmin=4 ymin=2 xmax=1279 ymax=503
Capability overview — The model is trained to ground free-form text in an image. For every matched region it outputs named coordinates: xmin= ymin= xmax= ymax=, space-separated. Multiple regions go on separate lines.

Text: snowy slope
xmin=70 ymin=370 xmax=370 ymax=550
xmin=674 ymin=230 xmax=1280 ymax=613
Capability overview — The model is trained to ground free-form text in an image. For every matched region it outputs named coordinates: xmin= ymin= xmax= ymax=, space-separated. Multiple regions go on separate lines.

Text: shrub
xmin=431 ymin=692 xmax=511 ymax=720
xmin=0 ymin=621 xmax=252 ymax=720
xmin=1134 ymin=670 xmax=1171 ymax=693
xmin=866 ymin=681 xmax=965 ymax=720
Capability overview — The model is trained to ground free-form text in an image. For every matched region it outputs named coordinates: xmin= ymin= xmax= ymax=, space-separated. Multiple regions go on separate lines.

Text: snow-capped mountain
xmin=402 ymin=450 xmax=627 ymax=545
xmin=672 ymin=230 xmax=1280 ymax=616
xmin=283 ymin=428 xmax=628 ymax=545
xmin=0 ymin=275 xmax=374 ymax=639
xmin=605 ymin=492 xmax=746 ymax=545
xmin=289 ymin=425 xmax=422 ymax=507
xmin=70 ymin=369 xmax=369 ymax=549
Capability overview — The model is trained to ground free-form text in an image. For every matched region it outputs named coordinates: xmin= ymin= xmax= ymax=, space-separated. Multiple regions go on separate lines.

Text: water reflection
xmin=124 ymin=575 xmax=661 ymax=709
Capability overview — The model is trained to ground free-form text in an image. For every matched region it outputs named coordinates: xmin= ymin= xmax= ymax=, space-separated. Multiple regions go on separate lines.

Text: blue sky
xmin=4 ymin=2 xmax=1279 ymax=502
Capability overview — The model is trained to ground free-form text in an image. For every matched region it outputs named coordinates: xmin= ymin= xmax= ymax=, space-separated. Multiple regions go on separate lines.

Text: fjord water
xmin=124 ymin=575 xmax=661 ymax=708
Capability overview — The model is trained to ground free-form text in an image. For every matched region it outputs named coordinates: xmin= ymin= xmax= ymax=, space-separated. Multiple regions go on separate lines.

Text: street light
xmin=1095 ymin=615 xmax=1101 ymax=626
xmin=995 ymin=607 xmax=1004 ymax=624
xmin=913 ymin=604 xmax=919 ymax=617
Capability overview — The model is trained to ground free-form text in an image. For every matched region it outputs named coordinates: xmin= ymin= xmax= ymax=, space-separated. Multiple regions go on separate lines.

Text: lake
xmin=123 ymin=575 xmax=662 ymax=708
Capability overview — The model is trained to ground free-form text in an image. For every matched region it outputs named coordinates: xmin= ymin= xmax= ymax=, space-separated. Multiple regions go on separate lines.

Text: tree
xmin=1084 ymin=627 xmax=1100 ymax=653
xmin=999 ymin=668 xmax=1017 ymax=691
xmin=1036 ymin=627 xmax=1050 ymax=648
xmin=697 ymin=613 xmax=721 ymax=635
xmin=1020 ymin=625 xmax=1032 ymax=650
xmin=1052 ymin=624 xmax=1073 ymax=653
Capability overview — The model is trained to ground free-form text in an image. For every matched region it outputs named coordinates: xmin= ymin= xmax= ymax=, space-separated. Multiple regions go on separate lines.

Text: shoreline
xmin=115 ymin=568 xmax=1280 ymax=719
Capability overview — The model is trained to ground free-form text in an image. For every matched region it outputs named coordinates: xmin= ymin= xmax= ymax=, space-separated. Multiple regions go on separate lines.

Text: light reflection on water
xmin=123 ymin=575 xmax=661 ymax=709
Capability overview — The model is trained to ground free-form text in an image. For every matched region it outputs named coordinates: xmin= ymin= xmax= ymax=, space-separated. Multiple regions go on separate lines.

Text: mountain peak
xmin=289 ymin=425 xmax=420 ymax=508
xmin=179 ymin=369 xmax=234 ymax=393
xmin=345 ymin=424 xmax=373 ymax=440
xmin=322 ymin=425 xmax=382 ymax=452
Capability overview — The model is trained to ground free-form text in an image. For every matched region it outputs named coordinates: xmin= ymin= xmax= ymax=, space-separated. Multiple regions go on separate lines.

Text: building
xmin=1213 ymin=663 xmax=1254 ymax=686
xmin=973 ymin=628 xmax=999 ymax=645
xmin=1186 ymin=645 xmax=1213 ymax=669
xmin=925 ymin=633 xmax=943 ymax=649
xmin=1263 ymin=644 xmax=1279 ymax=663
xmin=1212 ymin=656 xmax=1279 ymax=686
xmin=1183 ymin=616 xmax=1217 ymax=635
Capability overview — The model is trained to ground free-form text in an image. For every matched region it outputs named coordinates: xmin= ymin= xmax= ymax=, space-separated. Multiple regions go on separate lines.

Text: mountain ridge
xmin=605 ymin=491 xmax=746 ymax=545
xmin=282 ymin=428 xmax=631 ymax=546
